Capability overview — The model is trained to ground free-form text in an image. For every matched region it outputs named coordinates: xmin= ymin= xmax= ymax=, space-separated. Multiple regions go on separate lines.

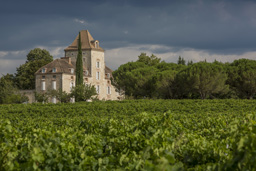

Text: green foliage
xmin=15 ymin=48 xmax=53 ymax=90
xmin=48 ymin=89 xmax=71 ymax=103
xmin=137 ymin=53 xmax=161 ymax=66
xmin=227 ymin=59 xmax=256 ymax=99
xmin=175 ymin=62 xmax=229 ymax=99
xmin=177 ymin=56 xmax=186 ymax=65
xmin=71 ymin=84 xmax=97 ymax=102
xmin=112 ymin=62 xmax=147 ymax=97
xmin=0 ymin=100 xmax=256 ymax=170
xmin=35 ymin=92 xmax=48 ymax=103
xmin=0 ymin=74 xmax=28 ymax=104
xmin=26 ymin=48 xmax=53 ymax=62
xmin=75 ymin=32 xmax=83 ymax=86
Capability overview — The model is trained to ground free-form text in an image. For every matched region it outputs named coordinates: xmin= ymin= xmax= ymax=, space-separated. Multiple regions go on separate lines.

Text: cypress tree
xmin=76 ymin=32 xmax=83 ymax=86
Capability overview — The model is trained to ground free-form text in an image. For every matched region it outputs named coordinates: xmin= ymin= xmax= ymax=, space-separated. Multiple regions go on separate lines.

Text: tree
xmin=76 ymin=32 xmax=83 ymax=86
xmin=175 ymin=62 xmax=228 ymax=99
xmin=26 ymin=48 xmax=53 ymax=62
xmin=177 ymin=56 xmax=186 ymax=65
xmin=112 ymin=61 xmax=147 ymax=97
xmin=15 ymin=48 xmax=53 ymax=89
xmin=0 ymin=74 xmax=28 ymax=104
xmin=71 ymin=84 xmax=97 ymax=102
xmin=35 ymin=92 xmax=48 ymax=103
xmin=137 ymin=53 xmax=161 ymax=66
xmin=48 ymin=89 xmax=71 ymax=103
xmin=151 ymin=62 xmax=187 ymax=99
xmin=187 ymin=60 xmax=193 ymax=66
xmin=227 ymin=59 xmax=256 ymax=99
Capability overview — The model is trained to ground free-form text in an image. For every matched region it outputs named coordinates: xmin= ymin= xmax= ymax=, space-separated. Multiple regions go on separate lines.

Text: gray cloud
xmin=1 ymin=0 xmax=256 ymax=74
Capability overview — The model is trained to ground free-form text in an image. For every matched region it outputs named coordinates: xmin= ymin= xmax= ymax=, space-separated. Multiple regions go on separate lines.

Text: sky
xmin=1 ymin=0 xmax=256 ymax=76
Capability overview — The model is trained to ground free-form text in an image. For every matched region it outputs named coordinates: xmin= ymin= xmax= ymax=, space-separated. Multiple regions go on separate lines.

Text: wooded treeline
xmin=113 ymin=53 xmax=256 ymax=99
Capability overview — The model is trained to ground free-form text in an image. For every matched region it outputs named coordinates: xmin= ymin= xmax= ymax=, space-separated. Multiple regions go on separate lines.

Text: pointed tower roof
xmin=64 ymin=30 xmax=104 ymax=52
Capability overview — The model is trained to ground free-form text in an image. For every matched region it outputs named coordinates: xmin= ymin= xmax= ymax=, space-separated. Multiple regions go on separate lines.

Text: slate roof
xmin=36 ymin=57 xmax=113 ymax=78
xmin=64 ymin=30 xmax=104 ymax=52
xmin=35 ymin=58 xmax=75 ymax=75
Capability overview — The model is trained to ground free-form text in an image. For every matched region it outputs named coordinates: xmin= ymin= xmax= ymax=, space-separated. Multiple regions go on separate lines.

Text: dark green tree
xmin=15 ymin=48 xmax=53 ymax=89
xmin=34 ymin=92 xmax=48 ymax=103
xmin=112 ymin=62 xmax=147 ymax=96
xmin=227 ymin=59 xmax=256 ymax=99
xmin=137 ymin=53 xmax=161 ymax=66
xmin=71 ymin=84 xmax=97 ymax=102
xmin=48 ymin=89 xmax=71 ymax=103
xmin=26 ymin=48 xmax=53 ymax=62
xmin=0 ymin=74 xmax=28 ymax=104
xmin=177 ymin=56 xmax=186 ymax=65
xmin=75 ymin=32 xmax=83 ymax=86
xmin=175 ymin=62 xmax=228 ymax=99
xmin=151 ymin=62 xmax=187 ymax=99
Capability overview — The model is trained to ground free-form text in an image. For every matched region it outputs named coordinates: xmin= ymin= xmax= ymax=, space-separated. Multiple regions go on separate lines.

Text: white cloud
xmin=0 ymin=51 xmax=8 ymax=58
xmin=0 ymin=46 xmax=65 ymax=76
xmin=0 ymin=59 xmax=26 ymax=76
xmin=35 ymin=46 xmax=65 ymax=58
xmin=74 ymin=18 xmax=89 ymax=26
xmin=105 ymin=44 xmax=256 ymax=70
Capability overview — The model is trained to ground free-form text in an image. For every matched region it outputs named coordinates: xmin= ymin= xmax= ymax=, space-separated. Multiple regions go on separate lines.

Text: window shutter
xmin=42 ymin=81 xmax=45 ymax=90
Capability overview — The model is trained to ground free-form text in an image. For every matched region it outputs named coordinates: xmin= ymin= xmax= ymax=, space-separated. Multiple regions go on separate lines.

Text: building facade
xmin=35 ymin=30 xmax=122 ymax=102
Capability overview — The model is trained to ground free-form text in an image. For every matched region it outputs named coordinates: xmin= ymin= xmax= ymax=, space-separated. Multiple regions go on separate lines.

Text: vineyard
xmin=1 ymin=100 xmax=256 ymax=170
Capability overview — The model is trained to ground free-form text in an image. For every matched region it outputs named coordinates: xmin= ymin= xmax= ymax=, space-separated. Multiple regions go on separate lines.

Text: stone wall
xmin=19 ymin=90 xmax=35 ymax=103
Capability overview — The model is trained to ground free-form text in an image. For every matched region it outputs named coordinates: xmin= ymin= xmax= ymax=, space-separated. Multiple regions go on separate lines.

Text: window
xmin=42 ymin=76 xmax=45 ymax=80
xmin=53 ymin=75 xmax=56 ymax=79
xmin=70 ymin=82 xmax=74 ymax=91
xmin=41 ymin=81 xmax=45 ymax=91
xmin=42 ymin=68 xmax=46 ymax=73
xmin=52 ymin=97 xmax=56 ymax=104
xmin=70 ymin=68 xmax=74 ymax=74
xmin=84 ymin=70 xmax=89 ymax=76
xmin=107 ymin=73 xmax=110 ymax=79
xmin=96 ymin=72 xmax=100 ymax=80
xmin=95 ymin=42 xmax=98 ymax=48
xmin=96 ymin=61 xmax=100 ymax=68
xmin=107 ymin=86 xmax=111 ymax=95
xmin=52 ymin=81 xmax=56 ymax=90
xmin=71 ymin=76 xmax=74 ymax=80
xmin=52 ymin=68 xmax=56 ymax=73
xmin=96 ymin=85 xmax=100 ymax=94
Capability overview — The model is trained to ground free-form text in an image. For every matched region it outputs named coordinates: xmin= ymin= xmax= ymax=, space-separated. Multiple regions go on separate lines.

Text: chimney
xmin=61 ymin=57 xmax=71 ymax=64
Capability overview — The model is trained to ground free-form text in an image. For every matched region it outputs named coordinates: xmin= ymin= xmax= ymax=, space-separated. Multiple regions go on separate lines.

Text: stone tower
xmin=64 ymin=30 xmax=104 ymax=80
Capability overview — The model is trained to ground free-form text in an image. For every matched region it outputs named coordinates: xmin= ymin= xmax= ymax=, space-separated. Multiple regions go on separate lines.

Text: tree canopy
xmin=15 ymin=48 xmax=53 ymax=90
xmin=227 ymin=59 xmax=256 ymax=99
xmin=113 ymin=53 xmax=256 ymax=99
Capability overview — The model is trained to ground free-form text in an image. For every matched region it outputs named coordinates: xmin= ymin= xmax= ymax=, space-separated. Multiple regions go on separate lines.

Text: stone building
xmin=34 ymin=30 xmax=122 ymax=102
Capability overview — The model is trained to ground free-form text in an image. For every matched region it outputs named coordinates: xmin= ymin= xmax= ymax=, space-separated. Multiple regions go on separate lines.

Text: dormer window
xmin=52 ymin=68 xmax=56 ymax=73
xmin=95 ymin=41 xmax=99 ymax=48
xmin=42 ymin=68 xmax=46 ymax=73
xmin=107 ymin=73 xmax=110 ymax=78
xmin=70 ymin=68 xmax=74 ymax=74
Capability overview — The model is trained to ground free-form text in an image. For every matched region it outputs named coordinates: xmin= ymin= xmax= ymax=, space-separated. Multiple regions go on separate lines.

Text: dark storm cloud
xmin=1 ymin=0 xmax=256 ymax=54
